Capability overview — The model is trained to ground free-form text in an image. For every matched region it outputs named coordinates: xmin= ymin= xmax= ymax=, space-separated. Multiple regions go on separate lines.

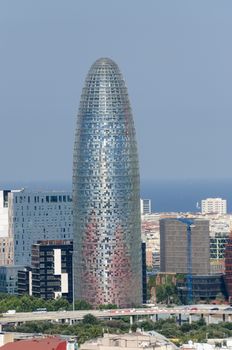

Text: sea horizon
xmin=1 ymin=178 xmax=232 ymax=213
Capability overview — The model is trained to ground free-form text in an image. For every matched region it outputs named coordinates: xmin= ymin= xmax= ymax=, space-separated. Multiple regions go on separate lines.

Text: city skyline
xmin=1 ymin=1 xmax=232 ymax=183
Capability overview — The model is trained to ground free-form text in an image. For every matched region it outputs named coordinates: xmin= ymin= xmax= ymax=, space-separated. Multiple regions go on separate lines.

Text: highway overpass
xmin=0 ymin=306 xmax=232 ymax=326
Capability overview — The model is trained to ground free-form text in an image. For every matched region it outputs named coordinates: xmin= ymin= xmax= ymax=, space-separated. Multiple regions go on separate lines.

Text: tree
xmin=137 ymin=320 xmax=155 ymax=331
xmin=98 ymin=304 xmax=117 ymax=310
xmin=104 ymin=320 xmax=129 ymax=331
xmin=82 ymin=314 xmax=98 ymax=325
xmin=156 ymin=283 xmax=180 ymax=304
xmin=180 ymin=323 xmax=192 ymax=332
xmin=52 ymin=297 xmax=70 ymax=311
xmin=74 ymin=300 xmax=93 ymax=310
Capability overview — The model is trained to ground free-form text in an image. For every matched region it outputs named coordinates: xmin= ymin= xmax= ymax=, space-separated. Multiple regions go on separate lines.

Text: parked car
xmin=6 ymin=310 xmax=16 ymax=314
xmin=210 ymin=307 xmax=219 ymax=311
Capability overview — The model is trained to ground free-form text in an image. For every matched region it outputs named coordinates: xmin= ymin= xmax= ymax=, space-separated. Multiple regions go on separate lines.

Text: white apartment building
xmin=0 ymin=190 xmax=9 ymax=237
xmin=201 ymin=198 xmax=227 ymax=215
xmin=0 ymin=191 xmax=14 ymax=265
xmin=140 ymin=198 xmax=152 ymax=215
xmin=6 ymin=189 xmax=73 ymax=266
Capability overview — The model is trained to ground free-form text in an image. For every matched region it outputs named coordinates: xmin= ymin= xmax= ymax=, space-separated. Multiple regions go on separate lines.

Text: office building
xmin=224 ymin=233 xmax=232 ymax=302
xmin=140 ymin=199 xmax=152 ymax=215
xmin=18 ymin=266 xmax=32 ymax=296
xmin=141 ymin=242 xmax=147 ymax=304
xmin=73 ymin=57 xmax=142 ymax=307
xmin=31 ymin=240 xmax=73 ymax=302
xmin=201 ymin=198 xmax=227 ymax=215
xmin=0 ymin=265 xmax=25 ymax=295
xmin=210 ymin=233 xmax=228 ymax=274
xmin=160 ymin=218 xmax=210 ymax=275
xmin=177 ymin=274 xmax=226 ymax=302
xmin=7 ymin=189 xmax=73 ymax=266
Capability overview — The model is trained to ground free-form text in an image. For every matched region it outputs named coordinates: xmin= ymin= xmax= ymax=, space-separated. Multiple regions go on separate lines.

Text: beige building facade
xmin=81 ymin=333 xmax=176 ymax=350
xmin=160 ymin=218 xmax=210 ymax=275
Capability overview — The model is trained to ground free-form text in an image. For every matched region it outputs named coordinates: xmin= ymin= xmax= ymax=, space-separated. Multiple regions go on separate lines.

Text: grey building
xmin=8 ymin=189 xmax=73 ymax=266
xmin=177 ymin=274 xmax=226 ymax=302
xmin=73 ymin=58 xmax=142 ymax=307
xmin=18 ymin=266 xmax=32 ymax=296
xmin=160 ymin=218 xmax=210 ymax=275
xmin=0 ymin=265 xmax=25 ymax=295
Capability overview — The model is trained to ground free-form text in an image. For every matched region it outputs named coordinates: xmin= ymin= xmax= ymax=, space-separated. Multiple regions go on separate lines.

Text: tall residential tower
xmin=73 ymin=58 xmax=142 ymax=307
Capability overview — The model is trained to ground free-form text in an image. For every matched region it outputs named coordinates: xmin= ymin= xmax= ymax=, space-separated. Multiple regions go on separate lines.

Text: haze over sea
xmin=1 ymin=179 xmax=232 ymax=213
xmin=141 ymin=179 xmax=232 ymax=213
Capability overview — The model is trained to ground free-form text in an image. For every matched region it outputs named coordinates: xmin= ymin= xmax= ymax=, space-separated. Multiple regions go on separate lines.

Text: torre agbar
xmin=73 ymin=58 xmax=142 ymax=307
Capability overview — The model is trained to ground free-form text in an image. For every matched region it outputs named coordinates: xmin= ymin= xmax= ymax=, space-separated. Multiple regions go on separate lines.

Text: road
xmin=1 ymin=306 xmax=232 ymax=324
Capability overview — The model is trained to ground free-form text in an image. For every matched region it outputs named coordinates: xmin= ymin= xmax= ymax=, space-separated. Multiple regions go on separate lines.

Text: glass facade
xmin=73 ymin=58 xmax=142 ymax=307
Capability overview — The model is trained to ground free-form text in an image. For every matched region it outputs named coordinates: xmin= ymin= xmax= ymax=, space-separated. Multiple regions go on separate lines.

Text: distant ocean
xmin=1 ymin=178 xmax=232 ymax=213
xmin=141 ymin=179 xmax=232 ymax=213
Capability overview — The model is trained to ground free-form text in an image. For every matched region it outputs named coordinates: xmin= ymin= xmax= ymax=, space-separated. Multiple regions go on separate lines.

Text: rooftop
xmin=0 ymin=336 xmax=66 ymax=350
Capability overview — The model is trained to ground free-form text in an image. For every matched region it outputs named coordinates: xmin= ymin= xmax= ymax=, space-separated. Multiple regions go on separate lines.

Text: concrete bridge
xmin=0 ymin=306 xmax=231 ymax=328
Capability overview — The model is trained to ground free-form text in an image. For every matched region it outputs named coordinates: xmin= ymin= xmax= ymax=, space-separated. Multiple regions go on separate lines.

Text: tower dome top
xmin=89 ymin=57 xmax=120 ymax=74
xmin=92 ymin=57 xmax=117 ymax=67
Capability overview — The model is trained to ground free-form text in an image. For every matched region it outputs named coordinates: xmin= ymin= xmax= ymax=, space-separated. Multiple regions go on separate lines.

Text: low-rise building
xmin=177 ymin=274 xmax=226 ymax=302
xmin=0 ymin=333 xmax=14 ymax=347
xmin=0 ymin=336 xmax=77 ymax=350
xmin=81 ymin=333 xmax=176 ymax=350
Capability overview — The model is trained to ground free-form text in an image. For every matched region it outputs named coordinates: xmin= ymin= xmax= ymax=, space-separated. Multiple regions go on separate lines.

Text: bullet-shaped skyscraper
xmin=73 ymin=58 xmax=142 ymax=307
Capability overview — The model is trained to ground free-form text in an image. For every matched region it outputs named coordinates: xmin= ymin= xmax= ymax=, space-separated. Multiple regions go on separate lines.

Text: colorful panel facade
xmin=73 ymin=58 xmax=142 ymax=307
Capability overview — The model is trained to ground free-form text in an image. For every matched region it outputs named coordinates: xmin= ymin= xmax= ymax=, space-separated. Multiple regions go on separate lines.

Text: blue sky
xmin=1 ymin=1 xmax=232 ymax=183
